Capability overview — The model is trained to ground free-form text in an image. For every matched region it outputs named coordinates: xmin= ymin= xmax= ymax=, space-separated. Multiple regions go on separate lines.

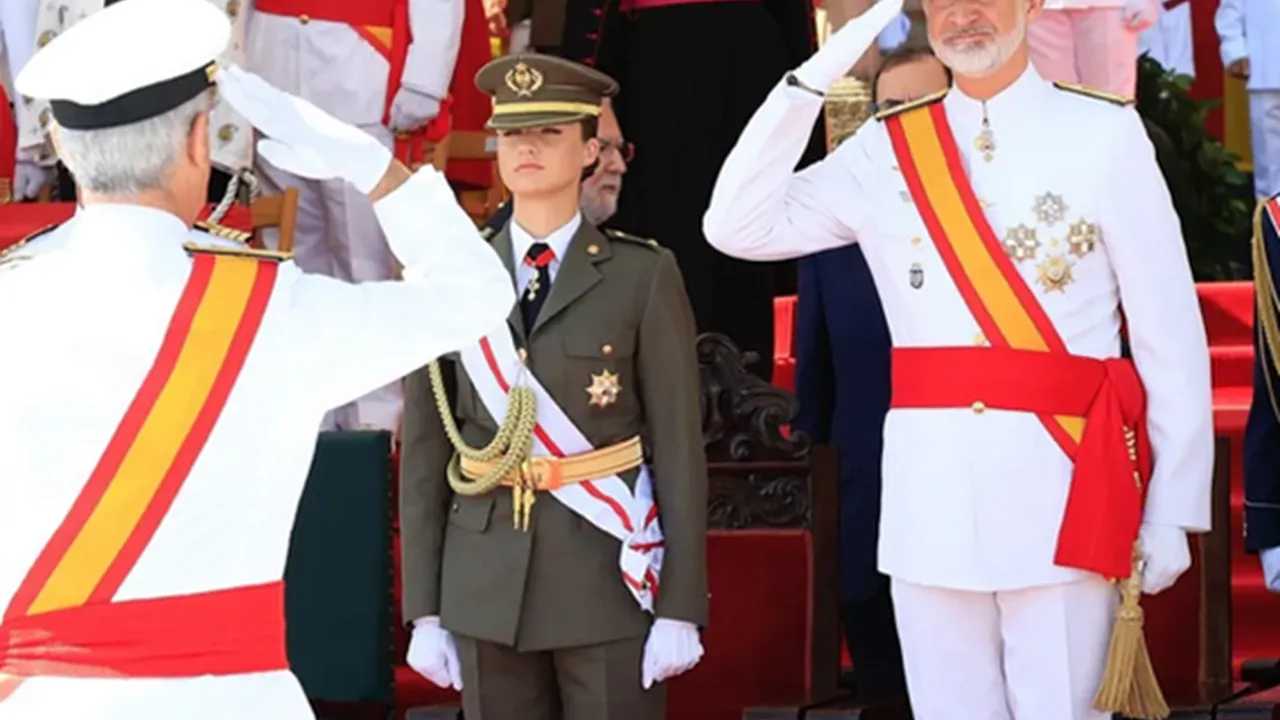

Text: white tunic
xmin=245 ymin=0 xmax=464 ymax=129
xmin=16 ymin=0 xmax=253 ymax=170
xmin=704 ymin=65 xmax=1213 ymax=592
xmin=0 ymin=168 xmax=514 ymax=718
xmin=1216 ymin=0 xmax=1280 ymax=91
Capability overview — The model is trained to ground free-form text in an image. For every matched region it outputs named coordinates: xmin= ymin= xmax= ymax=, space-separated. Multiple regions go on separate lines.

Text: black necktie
xmin=521 ymin=242 xmax=555 ymax=332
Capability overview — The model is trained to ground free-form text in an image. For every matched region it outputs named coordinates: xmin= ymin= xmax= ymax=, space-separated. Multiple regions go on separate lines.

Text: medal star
xmin=586 ymin=370 xmax=621 ymax=408
xmin=1032 ymin=192 xmax=1068 ymax=227
xmin=1002 ymin=224 xmax=1040 ymax=262
xmin=1036 ymin=255 xmax=1075 ymax=293
xmin=1067 ymin=219 xmax=1101 ymax=258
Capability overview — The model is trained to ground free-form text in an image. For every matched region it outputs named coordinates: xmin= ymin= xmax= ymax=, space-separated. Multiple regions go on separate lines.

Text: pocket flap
xmin=447 ymin=494 xmax=495 ymax=532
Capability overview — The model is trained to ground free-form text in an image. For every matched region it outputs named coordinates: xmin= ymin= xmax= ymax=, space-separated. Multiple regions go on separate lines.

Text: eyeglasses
xmin=597 ymin=138 xmax=636 ymax=162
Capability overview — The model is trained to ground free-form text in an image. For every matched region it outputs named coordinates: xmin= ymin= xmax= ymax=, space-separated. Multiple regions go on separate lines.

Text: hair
xmin=54 ymin=87 xmax=216 ymax=196
xmin=580 ymin=116 xmax=600 ymax=179
xmin=871 ymin=46 xmax=952 ymax=104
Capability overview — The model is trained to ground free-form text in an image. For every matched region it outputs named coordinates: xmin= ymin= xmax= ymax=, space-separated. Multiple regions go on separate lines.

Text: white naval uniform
xmin=16 ymin=0 xmax=253 ymax=171
xmin=0 ymin=168 xmax=514 ymax=719
xmin=1139 ymin=1 xmax=1195 ymax=78
xmin=704 ymin=65 xmax=1213 ymax=719
xmin=1029 ymin=0 xmax=1159 ymax=98
xmin=1216 ymin=0 xmax=1280 ymax=198
xmin=245 ymin=0 xmax=464 ymax=433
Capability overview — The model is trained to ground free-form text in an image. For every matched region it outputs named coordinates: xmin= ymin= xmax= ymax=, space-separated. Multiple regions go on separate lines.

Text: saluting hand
xmin=214 ymin=64 xmax=393 ymax=195
xmin=793 ymin=0 xmax=905 ymax=93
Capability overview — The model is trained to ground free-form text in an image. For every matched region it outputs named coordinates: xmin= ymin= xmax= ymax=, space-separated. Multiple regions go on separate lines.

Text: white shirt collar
xmin=510 ymin=211 xmax=582 ymax=289
xmin=943 ymin=62 xmax=1052 ymax=119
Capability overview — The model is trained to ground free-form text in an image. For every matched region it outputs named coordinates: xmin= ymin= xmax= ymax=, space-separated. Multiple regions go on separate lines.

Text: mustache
xmin=943 ymin=24 xmax=998 ymax=41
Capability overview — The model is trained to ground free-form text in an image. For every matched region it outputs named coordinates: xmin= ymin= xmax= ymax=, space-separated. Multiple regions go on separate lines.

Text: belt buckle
xmin=522 ymin=456 xmax=564 ymax=491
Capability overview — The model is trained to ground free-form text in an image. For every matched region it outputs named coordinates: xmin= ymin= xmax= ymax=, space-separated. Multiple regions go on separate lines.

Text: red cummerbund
xmin=255 ymin=0 xmax=397 ymax=26
xmin=0 ymin=581 xmax=288 ymax=680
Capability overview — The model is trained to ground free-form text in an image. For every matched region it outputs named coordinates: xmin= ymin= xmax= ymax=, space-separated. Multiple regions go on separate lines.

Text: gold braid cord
xmin=1253 ymin=201 xmax=1280 ymax=424
xmin=427 ymin=360 xmax=537 ymax=497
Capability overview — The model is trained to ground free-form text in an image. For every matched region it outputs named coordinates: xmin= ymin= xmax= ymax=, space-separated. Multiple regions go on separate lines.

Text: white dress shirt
xmin=510 ymin=211 xmax=582 ymax=295
xmin=0 ymin=169 xmax=513 ymax=719
xmin=704 ymin=65 xmax=1213 ymax=592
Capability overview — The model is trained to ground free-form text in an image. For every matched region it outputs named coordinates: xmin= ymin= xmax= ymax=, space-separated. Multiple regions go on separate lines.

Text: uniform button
xmin=518 ymin=348 xmax=529 ymax=363
xmin=971 ymin=401 xmax=986 ymax=415
xmin=911 ymin=236 xmax=923 ymax=247
xmin=218 ymin=124 xmax=235 ymax=143
xmin=587 ymin=244 xmax=600 ymax=256
xmin=601 ymin=344 xmax=614 ymax=356
xmin=299 ymin=13 xmax=310 ymax=24
xmin=451 ymin=502 xmax=460 ymax=513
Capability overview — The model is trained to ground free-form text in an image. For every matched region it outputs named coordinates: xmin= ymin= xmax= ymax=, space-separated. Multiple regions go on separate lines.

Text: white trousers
xmin=1029 ymin=7 xmax=1140 ymax=98
xmin=891 ymin=577 xmax=1116 ymax=720
xmin=256 ymin=124 xmax=404 ymax=433
xmin=1251 ymin=91 xmax=1280 ymax=199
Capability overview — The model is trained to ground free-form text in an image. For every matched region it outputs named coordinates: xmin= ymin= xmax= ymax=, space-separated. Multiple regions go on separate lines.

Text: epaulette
xmin=1052 ymin=82 xmax=1133 ymax=106
xmin=183 ymin=242 xmax=292 ymax=262
xmin=875 ymin=89 xmax=949 ymax=121
xmin=605 ymin=227 xmax=661 ymax=250
xmin=194 ymin=219 xmax=252 ymax=245
xmin=0 ymin=222 xmax=61 ymax=271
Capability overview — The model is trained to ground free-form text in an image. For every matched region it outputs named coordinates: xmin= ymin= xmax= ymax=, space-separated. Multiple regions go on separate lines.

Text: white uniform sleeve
xmin=703 ymin=79 xmax=871 ymax=262
xmin=287 ymin=168 xmax=515 ymax=411
xmin=401 ymin=0 xmax=464 ymax=100
xmin=1214 ymin=0 xmax=1247 ymax=66
xmin=1101 ymin=109 xmax=1213 ymax=533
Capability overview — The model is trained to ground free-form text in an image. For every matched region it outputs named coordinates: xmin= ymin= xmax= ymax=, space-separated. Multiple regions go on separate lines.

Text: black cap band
xmin=51 ymin=63 xmax=214 ymax=130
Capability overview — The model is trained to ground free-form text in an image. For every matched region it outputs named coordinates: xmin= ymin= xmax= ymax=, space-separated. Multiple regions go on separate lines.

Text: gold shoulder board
xmin=604 ymin=228 xmax=660 ymax=249
xmin=1052 ymin=82 xmax=1133 ymax=106
xmin=183 ymin=242 xmax=292 ymax=262
xmin=194 ymin=219 xmax=253 ymax=245
xmin=874 ymin=89 xmax=949 ymax=122
xmin=0 ymin=222 xmax=61 ymax=268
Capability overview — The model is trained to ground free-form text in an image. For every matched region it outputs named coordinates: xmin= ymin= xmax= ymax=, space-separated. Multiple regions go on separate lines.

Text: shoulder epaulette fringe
xmin=1053 ymin=82 xmax=1133 ymax=106
xmin=875 ymin=89 xmax=949 ymax=121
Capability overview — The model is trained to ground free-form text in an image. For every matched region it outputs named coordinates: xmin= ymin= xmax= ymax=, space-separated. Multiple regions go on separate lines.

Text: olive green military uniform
xmin=399 ymin=54 xmax=709 ymax=720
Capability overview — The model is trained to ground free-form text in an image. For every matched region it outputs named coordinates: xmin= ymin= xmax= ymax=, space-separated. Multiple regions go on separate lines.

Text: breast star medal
xmin=1002 ymin=224 xmax=1040 ymax=262
xmin=1066 ymin=219 xmax=1101 ymax=258
xmin=586 ymin=370 xmax=621 ymax=408
xmin=1032 ymin=192 xmax=1068 ymax=227
xmin=1036 ymin=255 xmax=1075 ymax=293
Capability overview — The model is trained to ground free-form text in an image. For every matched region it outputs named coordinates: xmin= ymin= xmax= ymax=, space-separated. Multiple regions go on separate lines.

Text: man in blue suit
xmin=1246 ymin=192 xmax=1280 ymax=593
xmin=792 ymin=46 xmax=949 ymax=716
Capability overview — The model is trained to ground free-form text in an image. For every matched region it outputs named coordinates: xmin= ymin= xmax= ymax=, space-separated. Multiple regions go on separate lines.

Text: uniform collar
xmin=943 ymin=62 xmax=1052 ymax=118
xmin=509 ymin=211 xmax=582 ymax=267
xmin=63 ymin=203 xmax=191 ymax=278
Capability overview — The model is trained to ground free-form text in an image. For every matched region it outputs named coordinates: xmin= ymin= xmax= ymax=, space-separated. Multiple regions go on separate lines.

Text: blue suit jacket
xmin=1246 ymin=196 xmax=1280 ymax=552
xmin=793 ymin=245 xmax=893 ymax=604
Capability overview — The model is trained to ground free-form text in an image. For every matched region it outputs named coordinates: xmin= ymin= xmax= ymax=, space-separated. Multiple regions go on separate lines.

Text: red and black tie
xmin=521 ymin=242 xmax=555 ymax=331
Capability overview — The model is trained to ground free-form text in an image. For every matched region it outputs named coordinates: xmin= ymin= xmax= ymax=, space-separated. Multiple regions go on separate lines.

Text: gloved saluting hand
xmin=792 ymin=0 xmax=905 ymax=93
xmin=215 ymin=64 xmax=393 ymax=195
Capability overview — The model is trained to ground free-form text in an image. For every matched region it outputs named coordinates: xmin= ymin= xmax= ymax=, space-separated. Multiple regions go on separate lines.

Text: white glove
xmin=215 ymin=64 xmax=392 ymax=194
xmin=1262 ymin=547 xmax=1280 ymax=593
xmin=641 ymin=618 xmax=703 ymax=690
xmin=389 ymin=86 xmax=441 ymax=134
xmin=794 ymin=0 xmax=904 ymax=92
xmin=12 ymin=160 xmax=52 ymax=200
xmin=406 ymin=616 xmax=463 ymax=691
xmin=1138 ymin=523 xmax=1192 ymax=595
xmin=1122 ymin=0 xmax=1158 ymax=32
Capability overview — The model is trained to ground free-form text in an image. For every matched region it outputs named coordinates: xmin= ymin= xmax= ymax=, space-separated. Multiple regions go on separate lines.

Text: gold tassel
xmin=1093 ymin=546 xmax=1170 ymax=720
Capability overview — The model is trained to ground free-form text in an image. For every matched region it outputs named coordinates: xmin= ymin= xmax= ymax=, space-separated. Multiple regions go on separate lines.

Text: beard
xmin=931 ymin=9 xmax=1026 ymax=78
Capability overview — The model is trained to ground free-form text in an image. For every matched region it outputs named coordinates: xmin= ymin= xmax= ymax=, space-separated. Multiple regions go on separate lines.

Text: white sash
xmin=458 ymin=326 xmax=665 ymax=613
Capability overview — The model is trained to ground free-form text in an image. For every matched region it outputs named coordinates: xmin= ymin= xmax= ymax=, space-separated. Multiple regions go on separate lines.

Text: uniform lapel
xmin=530 ymin=223 xmax=610 ymax=337
xmin=491 ymin=224 xmax=526 ymax=344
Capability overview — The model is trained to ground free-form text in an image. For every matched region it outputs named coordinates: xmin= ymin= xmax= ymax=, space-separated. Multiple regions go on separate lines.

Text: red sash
xmin=883 ymin=101 xmax=1149 ymax=579
xmin=0 ymin=251 xmax=278 ymax=700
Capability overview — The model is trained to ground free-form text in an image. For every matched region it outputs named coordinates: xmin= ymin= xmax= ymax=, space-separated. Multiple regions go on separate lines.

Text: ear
xmin=187 ymin=111 xmax=211 ymax=167
xmin=1025 ymin=0 xmax=1045 ymax=22
xmin=583 ymin=136 xmax=601 ymax=170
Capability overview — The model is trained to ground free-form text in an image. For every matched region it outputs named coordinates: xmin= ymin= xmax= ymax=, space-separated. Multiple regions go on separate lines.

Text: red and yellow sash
xmin=884 ymin=102 xmax=1086 ymax=455
xmin=0 ymin=251 xmax=277 ymax=699
xmin=883 ymin=101 xmax=1149 ymax=579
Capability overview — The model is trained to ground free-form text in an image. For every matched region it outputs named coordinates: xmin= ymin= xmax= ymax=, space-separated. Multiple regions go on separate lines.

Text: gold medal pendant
xmin=586 ymin=370 xmax=621 ymax=408
xmin=974 ymin=124 xmax=996 ymax=163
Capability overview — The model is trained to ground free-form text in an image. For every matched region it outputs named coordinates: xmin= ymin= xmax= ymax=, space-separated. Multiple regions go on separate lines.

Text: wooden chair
xmin=249 ymin=187 xmax=300 ymax=254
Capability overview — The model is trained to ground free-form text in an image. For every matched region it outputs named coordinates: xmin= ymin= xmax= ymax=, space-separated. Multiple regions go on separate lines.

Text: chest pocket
xmin=561 ymin=334 xmax=638 ymax=418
